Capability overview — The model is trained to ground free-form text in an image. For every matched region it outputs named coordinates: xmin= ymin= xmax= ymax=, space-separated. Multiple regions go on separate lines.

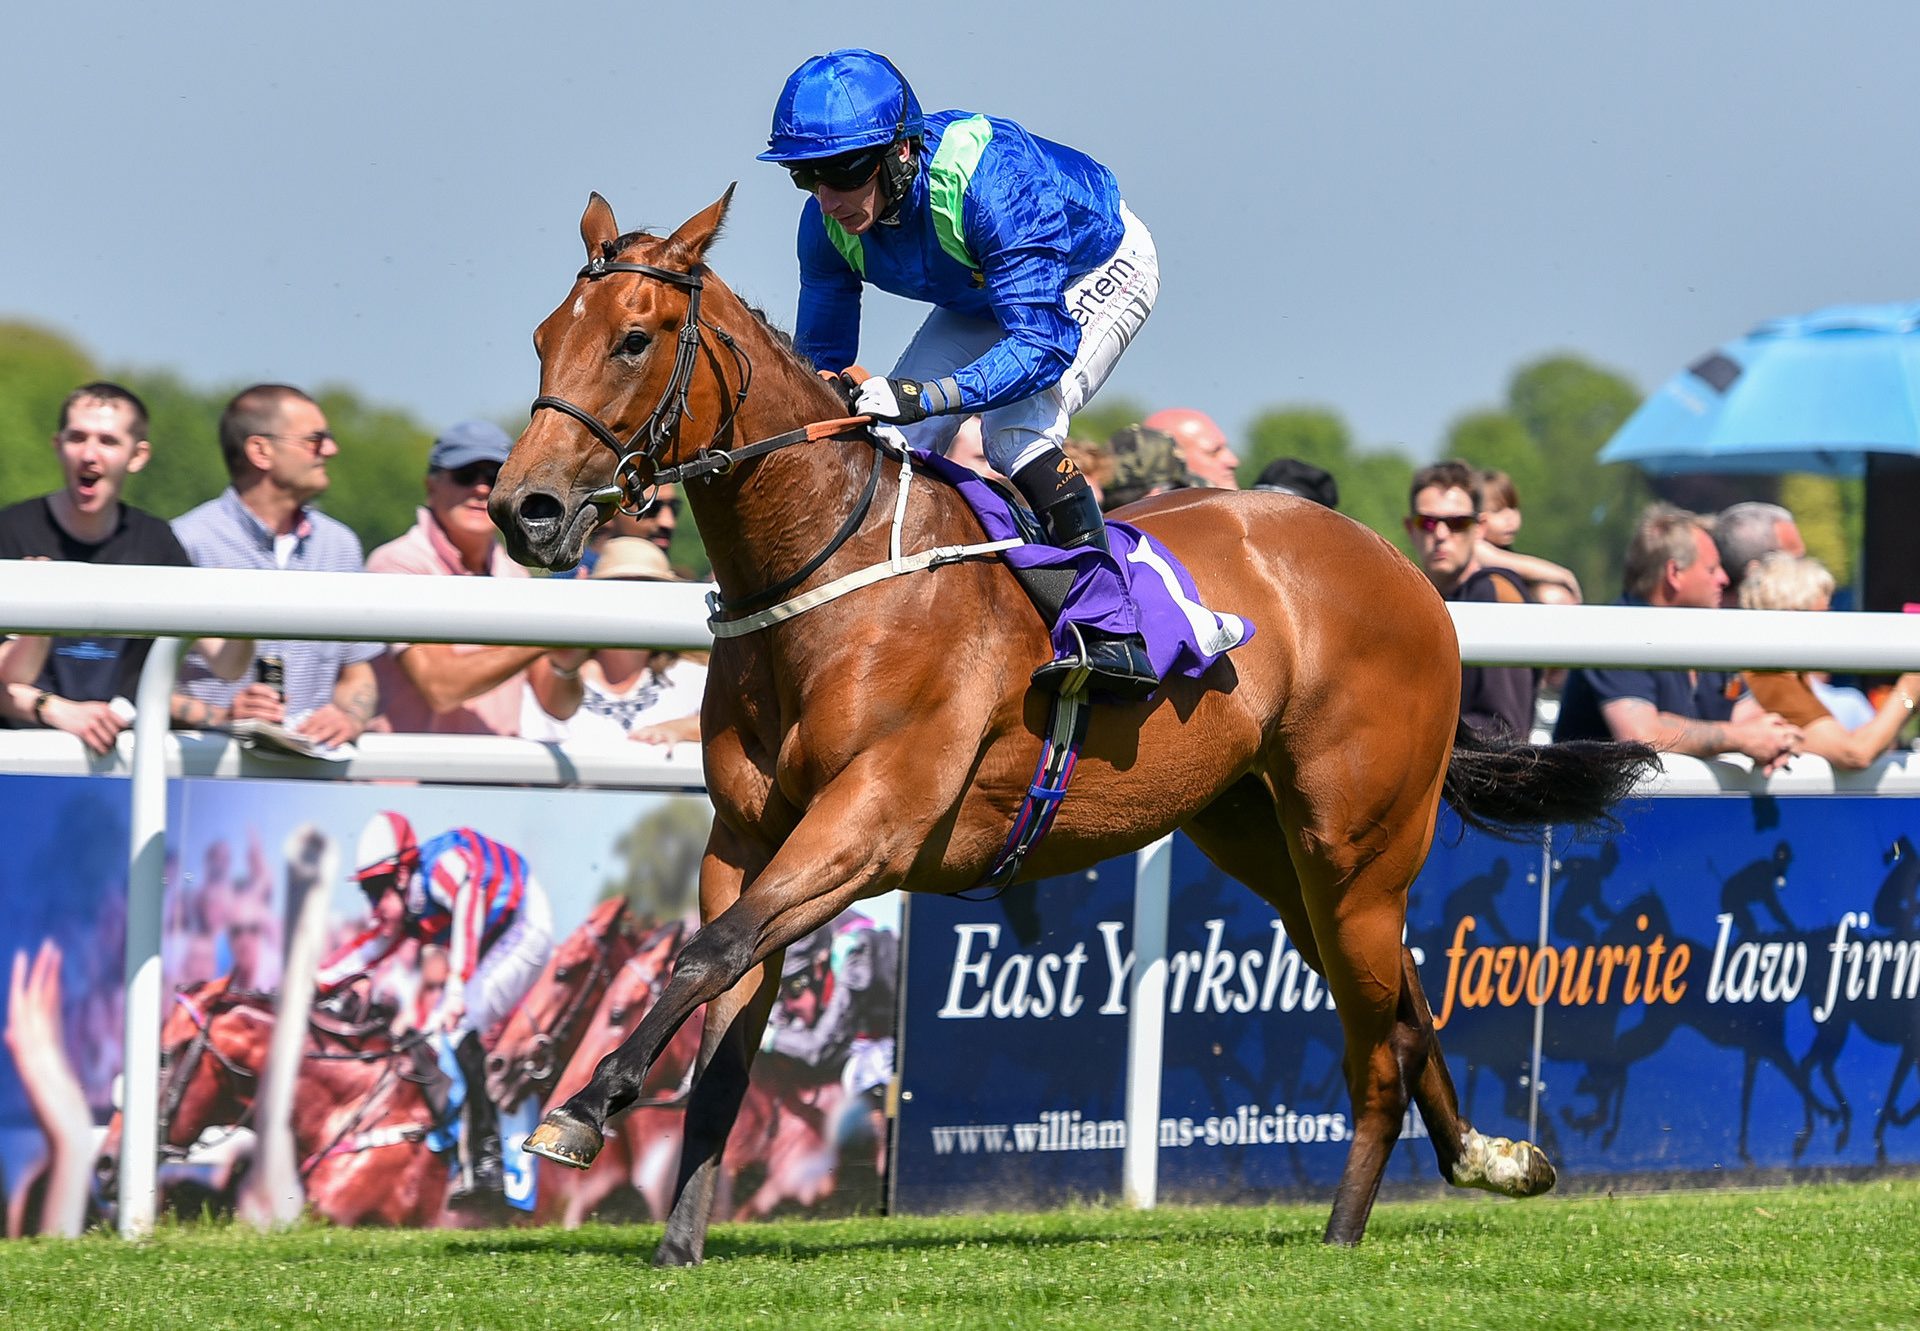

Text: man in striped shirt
xmin=170 ymin=384 xmax=380 ymax=746
xmin=317 ymin=810 xmax=554 ymax=1207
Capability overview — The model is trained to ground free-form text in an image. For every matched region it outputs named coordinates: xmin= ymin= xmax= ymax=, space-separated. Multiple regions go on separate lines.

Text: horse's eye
xmin=555 ymin=965 xmax=575 ymax=983
xmin=620 ymin=330 xmax=651 ymax=356
xmin=608 ymin=1007 xmax=628 ymax=1026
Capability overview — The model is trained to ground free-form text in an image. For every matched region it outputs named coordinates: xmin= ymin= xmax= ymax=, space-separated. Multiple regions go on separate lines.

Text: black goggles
xmin=788 ymin=146 xmax=889 ymax=193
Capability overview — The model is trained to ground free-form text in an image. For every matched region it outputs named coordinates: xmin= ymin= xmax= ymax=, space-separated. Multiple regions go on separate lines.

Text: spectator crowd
xmin=2 ymin=380 xmax=1910 ymax=776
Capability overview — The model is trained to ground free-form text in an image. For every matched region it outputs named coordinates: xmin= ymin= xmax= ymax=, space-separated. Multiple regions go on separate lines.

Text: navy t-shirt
xmin=0 ymin=497 xmax=192 ymax=711
xmin=1552 ymin=598 xmax=1739 ymax=742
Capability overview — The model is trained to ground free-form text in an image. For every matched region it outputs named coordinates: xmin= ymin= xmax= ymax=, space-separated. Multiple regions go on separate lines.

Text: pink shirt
xmin=366 ymin=507 xmax=530 ymax=736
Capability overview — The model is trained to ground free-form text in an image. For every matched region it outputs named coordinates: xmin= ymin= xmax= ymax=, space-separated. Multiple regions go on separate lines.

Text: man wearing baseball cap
xmin=1100 ymin=424 xmax=1193 ymax=511
xmin=366 ymin=420 xmax=581 ymax=735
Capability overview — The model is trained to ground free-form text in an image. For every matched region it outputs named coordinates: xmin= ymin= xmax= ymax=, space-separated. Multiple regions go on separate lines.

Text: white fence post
xmin=117 ymin=636 xmax=179 ymax=1239
xmin=1122 ymin=834 xmax=1173 ymax=1209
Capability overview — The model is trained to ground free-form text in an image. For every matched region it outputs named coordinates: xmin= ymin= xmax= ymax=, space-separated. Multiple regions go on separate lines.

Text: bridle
xmin=156 ymin=990 xmax=263 ymax=1159
xmin=525 ymin=248 xmax=891 ymax=616
xmin=528 ymin=254 xmax=752 ymax=518
xmin=498 ymin=929 xmax=623 ymax=1100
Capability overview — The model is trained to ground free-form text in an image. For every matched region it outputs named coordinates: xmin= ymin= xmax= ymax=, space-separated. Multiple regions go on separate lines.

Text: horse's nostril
xmin=486 ymin=1053 xmax=506 ymax=1076
xmin=519 ymin=492 xmax=565 ymax=534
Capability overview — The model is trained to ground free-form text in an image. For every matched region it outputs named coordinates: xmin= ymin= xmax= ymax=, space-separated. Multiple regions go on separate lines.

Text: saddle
xmin=967 ymin=475 xmax=1077 ymax=626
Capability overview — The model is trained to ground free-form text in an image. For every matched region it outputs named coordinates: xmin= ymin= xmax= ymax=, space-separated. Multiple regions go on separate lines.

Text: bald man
xmin=1141 ymin=408 xmax=1239 ymax=489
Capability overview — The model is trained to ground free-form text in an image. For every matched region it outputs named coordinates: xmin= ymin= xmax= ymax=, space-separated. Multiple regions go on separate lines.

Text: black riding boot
xmin=449 ymin=1030 xmax=505 ymax=1209
xmin=1010 ymin=455 xmax=1159 ymax=702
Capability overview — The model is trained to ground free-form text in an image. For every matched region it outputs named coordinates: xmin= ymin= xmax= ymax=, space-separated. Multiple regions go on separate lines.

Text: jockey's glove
xmin=854 ymin=375 xmax=961 ymax=426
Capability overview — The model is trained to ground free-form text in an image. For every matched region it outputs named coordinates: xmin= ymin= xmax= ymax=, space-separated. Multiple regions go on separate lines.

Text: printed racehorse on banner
xmin=488 ymin=189 xmax=1659 ymax=1259
xmin=538 ymin=918 xmax=701 ymax=1226
xmin=488 ymin=897 xmax=642 ymax=1114
xmin=539 ymin=917 xmax=848 ymax=1226
xmin=100 ymin=980 xmax=452 ymax=1227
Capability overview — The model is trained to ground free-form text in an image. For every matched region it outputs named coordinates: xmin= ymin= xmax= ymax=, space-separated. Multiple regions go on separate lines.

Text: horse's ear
xmin=580 ymin=192 xmax=619 ymax=258
xmin=665 ymin=183 xmax=736 ymax=263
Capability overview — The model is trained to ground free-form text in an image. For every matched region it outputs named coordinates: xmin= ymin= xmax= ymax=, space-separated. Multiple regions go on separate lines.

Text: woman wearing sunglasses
xmin=759 ymin=49 xmax=1161 ymax=700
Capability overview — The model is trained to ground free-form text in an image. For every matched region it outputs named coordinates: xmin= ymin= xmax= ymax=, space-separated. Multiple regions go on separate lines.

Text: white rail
xmin=7 ymin=560 xmax=1920 ymax=670
xmin=6 ymin=558 xmax=1920 ymax=1234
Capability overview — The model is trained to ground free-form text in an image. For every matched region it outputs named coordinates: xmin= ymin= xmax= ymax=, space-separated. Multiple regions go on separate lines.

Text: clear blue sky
xmin=12 ymin=3 xmax=1920 ymax=458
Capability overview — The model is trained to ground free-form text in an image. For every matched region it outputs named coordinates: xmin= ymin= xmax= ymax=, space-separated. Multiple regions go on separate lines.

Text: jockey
xmin=316 ymin=810 xmax=555 ymax=1207
xmin=761 ymin=48 xmax=1161 ymax=700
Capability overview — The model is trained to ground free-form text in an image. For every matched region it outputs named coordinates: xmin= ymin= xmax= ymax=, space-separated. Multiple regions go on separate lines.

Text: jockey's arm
xmin=938 ymin=189 xmax=1078 ymax=412
xmin=314 ymin=918 xmax=402 ymax=994
xmin=794 ymin=201 xmax=862 ymax=376
xmin=438 ymin=851 xmax=487 ymax=1007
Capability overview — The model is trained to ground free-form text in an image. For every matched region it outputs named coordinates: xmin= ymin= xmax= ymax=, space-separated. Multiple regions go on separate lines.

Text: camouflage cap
xmin=1104 ymin=424 xmax=1192 ymax=508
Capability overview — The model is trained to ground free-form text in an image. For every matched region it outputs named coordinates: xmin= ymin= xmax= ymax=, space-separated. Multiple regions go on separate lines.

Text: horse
xmin=488 ymin=189 xmax=1658 ymax=1260
xmin=104 ymin=979 xmax=453 ymax=1227
xmin=487 ymin=896 xmax=641 ymax=1114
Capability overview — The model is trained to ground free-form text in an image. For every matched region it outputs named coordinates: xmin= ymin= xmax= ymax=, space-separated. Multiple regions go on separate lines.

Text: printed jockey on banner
xmin=316 ymin=811 xmax=555 ymax=1207
xmin=762 ymin=48 xmax=1161 ymax=700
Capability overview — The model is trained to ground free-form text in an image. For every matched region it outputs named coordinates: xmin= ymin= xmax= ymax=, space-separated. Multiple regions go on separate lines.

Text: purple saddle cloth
xmin=917 ymin=449 xmax=1254 ymax=683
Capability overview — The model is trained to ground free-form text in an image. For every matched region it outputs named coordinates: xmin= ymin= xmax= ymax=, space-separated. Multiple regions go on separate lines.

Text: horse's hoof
xmin=524 ymin=1110 xmax=603 ymax=1170
xmin=653 ymin=1240 xmax=705 ymax=1268
xmin=1450 ymin=1129 xmax=1557 ymax=1198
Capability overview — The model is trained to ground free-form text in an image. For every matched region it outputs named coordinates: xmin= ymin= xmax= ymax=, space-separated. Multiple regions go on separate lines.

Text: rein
xmin=502 ymin=930 xmax=623 ymax=1096
xmin=529 ymin=252 xmax=1022 ymax=634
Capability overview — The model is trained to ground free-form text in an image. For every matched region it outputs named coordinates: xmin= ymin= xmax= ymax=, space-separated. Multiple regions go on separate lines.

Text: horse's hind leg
xmin=1394 ymin=942 xmax=1553 ymax=1199
xmin=1188 ymin=772 xmax=1550 ymax=1245
xmin=1186 ymin=779 xmax=1422 ymax=1241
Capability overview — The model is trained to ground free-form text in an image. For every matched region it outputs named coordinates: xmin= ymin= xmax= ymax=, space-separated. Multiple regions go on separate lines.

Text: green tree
xmin=1444 ymin=409 xmax=1547 ymax=510
xmin=0 ymin=322 xmax=97 ymax=504
xmin=1500 ymin=356 xmax=1649 ymax=598
xmin=1238 ymin=407 xmax=1353 ymax=483
xmin=1068 ymin=395 xmax=1147 ymax=446
xmin=1780 ymin=473 xmax=1860 ymax=585
xmin=310 ymin=387 xmax=435 ymax=552
xmin=117 ymin=368 xmax=228 ymax=519
xmin=598 ymin=798 xmax=710 ymax=920
xmin=1345 ymin=452 xmax=1419 ymax=556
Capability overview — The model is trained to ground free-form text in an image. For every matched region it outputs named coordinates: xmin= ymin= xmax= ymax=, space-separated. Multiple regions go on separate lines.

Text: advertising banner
xmin=0 ymin=773 xmax=894 ymax=1236
xmin=893 ymin=861 xmax=1136 ymax=1214
xmin=897 ymin=798 xmax=1920 ymax=1211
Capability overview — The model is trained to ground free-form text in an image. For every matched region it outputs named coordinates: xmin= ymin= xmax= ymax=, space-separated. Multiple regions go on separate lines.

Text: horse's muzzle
xmin=490 ymin=487 xmax=603 ymax=571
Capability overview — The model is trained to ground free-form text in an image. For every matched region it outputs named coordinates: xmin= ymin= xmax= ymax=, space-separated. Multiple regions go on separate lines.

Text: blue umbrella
xmin=1599 ymin=301 xmax=1920 ymax=476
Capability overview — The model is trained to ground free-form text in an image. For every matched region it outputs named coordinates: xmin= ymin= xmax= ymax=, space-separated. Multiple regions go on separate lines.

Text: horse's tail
xmin=1442 ymin=720 xmax=1660 ymax=840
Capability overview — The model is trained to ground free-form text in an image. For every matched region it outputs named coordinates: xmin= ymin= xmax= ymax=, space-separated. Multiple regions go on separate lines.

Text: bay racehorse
xmin=487 ymin=896 xmax=641 ymax=1114
xmin=489 ymin=190 xmax=1658 ymax=1260
xmin=125 ymin=980 xmax=451 ymax=1227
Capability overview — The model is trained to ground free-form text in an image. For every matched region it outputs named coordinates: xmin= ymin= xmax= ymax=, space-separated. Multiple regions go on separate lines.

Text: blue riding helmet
xmin=758 ymin=48 xmax=923 ymax=163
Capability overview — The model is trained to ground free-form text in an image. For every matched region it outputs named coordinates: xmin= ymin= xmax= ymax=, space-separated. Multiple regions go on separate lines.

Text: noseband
xmin=529 ymin=254 xmax=750 ymax=517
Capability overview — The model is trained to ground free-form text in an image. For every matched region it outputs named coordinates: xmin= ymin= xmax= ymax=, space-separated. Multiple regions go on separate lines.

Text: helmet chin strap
xmin=876 ymin=139 xmax=920 ymax=225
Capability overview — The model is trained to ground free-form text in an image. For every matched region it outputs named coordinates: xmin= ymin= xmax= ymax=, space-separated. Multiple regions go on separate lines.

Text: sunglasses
xmin=788 ymin=146 xmax=888 ymax=193
xmin=266 ymin=430 xmax=334 ymax=452
xmin=1410 ymin=512 xmax=1478 ymax=536
xmin=446 ymin=462 xmax=502 ymax=487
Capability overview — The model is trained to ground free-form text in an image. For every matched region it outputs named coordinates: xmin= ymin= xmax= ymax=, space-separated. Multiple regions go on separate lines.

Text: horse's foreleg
xmin=528 ymin=780 xmax=901 ymax=1211
xmin=653 ymin=955 xmax=780 ymax=1267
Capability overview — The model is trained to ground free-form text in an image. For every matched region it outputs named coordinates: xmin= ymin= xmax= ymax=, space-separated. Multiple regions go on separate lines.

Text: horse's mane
xmin=604 ymin=229 xmax=821 ymax=375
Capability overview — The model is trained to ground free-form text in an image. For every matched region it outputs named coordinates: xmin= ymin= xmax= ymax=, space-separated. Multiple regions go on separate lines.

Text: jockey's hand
xmin=854 ymin=375 xmax=959 ymax=426
xmin=431 ymin=996 xmax=466 ymax=1035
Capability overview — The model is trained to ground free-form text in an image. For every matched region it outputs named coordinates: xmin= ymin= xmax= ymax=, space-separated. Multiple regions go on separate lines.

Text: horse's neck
xmin=689 ymin=377 xmax=982 ymax=615
xmin=292 ymin=1040 xmax=411 ymax=1146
